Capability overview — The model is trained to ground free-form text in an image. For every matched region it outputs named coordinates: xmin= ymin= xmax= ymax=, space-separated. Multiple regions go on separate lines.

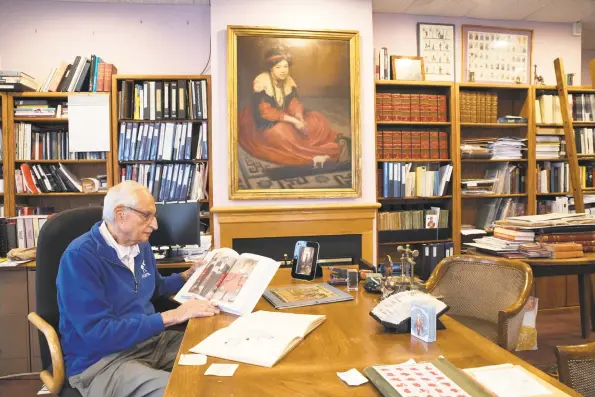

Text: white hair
xmin=103 ymin=181 xmax=150 ymax=222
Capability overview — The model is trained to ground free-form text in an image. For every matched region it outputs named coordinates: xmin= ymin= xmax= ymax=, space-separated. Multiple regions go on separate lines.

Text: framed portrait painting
xmin=228 ymin=26 xmax=361 ymax=199
xmin=417 ymin=23 xmax=455 ymax=82
xmin=462 ymin=25 xmax=533 ymax=84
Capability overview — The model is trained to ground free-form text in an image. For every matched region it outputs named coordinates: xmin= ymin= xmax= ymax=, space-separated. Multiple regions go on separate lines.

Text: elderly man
xmin=57 ymin=181 xmax=219 ymax=397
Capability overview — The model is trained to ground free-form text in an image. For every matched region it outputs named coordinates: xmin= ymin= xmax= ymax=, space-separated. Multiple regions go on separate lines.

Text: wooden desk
xmin=164 ymin=269 xmax=578 ymax=397
xmin=473 ymin=252 xmax=595 ymax=339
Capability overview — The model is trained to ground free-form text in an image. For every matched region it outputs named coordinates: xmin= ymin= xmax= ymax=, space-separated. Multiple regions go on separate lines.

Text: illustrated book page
xmin=190 ymin=310 xmax=325 ymax=367
xmin=174 ymin=248 xmax=280 ymax=316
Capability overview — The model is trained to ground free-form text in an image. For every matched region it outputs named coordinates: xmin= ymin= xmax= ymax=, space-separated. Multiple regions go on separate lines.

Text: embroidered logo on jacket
xmin=140 ymin=261 xmax=151 ymax=279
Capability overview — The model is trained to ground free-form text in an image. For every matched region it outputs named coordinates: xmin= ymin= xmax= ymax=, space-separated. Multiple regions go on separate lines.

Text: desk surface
xmin=164 ymin=269 xmax=578 ymax=397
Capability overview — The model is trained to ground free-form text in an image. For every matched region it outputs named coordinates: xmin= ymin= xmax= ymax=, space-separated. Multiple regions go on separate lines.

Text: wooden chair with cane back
xmin=555 ymin=342 xmax=595 ymax=397
xmin=425 ymin=255 xmax=533 ymax=351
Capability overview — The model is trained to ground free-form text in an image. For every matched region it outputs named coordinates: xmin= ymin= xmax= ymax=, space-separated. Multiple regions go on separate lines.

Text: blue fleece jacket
xmin=56 ymin=222 xmax=185 ymax=377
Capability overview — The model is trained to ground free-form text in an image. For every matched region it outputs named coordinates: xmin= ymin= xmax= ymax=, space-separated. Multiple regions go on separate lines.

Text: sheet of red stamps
xmin=375 ymin=363 xmax=471 ymax=397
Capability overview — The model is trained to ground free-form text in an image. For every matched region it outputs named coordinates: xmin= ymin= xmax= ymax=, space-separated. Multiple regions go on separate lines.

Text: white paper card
xmin=178 ymin=353 xmax=207 ymax=366
xmin=68 ymin=94 xmax=110 ymax=152
xmin=337 ymin=368 xmax=368 ymax=386
xmin=465 ymin=364 xmax=552 ymax=397
xmin=204 ymin=363 xmax=238 ymax=377
xmin=37 ymin=385 xmax=51 ymax=395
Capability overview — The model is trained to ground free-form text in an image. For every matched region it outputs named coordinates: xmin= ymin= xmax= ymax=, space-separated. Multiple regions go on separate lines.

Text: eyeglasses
xmin=124 ymin=206 xmax=156 ymax=222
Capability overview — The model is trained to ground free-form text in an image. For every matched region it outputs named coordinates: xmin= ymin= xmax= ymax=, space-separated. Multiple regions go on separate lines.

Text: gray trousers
xmin=69 ymin=330 xmax=183 ymax=397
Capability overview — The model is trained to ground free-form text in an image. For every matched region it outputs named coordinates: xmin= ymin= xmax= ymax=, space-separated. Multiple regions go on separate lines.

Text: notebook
xmin=190 ymin=310 xmax=325 ymax=367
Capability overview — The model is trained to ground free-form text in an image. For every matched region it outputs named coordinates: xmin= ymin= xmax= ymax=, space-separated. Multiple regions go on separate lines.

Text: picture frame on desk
xmin=227 ymin=25 xmax=361 ymax=199
xmin=462 ymin=24 xmax=533 ymax=84
xmin=417 ymin=22 xmax=455 ymax=82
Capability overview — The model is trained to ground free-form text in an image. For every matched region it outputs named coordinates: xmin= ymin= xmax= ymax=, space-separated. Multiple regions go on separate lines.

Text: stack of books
xmin=539 ymin=230 xmax=595 ymax=253
xmin=13 ymin=99 xmax=60 ymax=118
xmin=542 ymin=242 xmax=584 ymax=259
xmin=460 ymin=138 xmax=492 ymax=159
xmin=0 ymin=71 xmax=38 ymax=91
xmin=536 ymin=136 xmax=563 ymax=159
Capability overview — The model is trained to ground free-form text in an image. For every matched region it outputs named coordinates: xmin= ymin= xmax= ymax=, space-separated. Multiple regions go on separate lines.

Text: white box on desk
xmin=411 ymin=301 xmax=436 ymax=343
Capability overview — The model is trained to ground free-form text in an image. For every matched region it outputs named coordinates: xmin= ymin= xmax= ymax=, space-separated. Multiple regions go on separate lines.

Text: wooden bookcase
xmin=530 ymin=84 xmax=595 ymax=308
xmin=456 ymin=83 xmax=534 ymax=238
xmin=4 ymin=92 xmax=113 ymax=217
xmin=110 ymin=75 xmax=212 ymax=235
xmin=374 ymin=80 xmax=458 ymax=264
xmin=0 ymin=93 xmax=6 ymax=216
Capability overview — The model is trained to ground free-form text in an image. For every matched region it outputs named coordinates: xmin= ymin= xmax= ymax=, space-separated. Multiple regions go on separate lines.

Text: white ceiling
xmin=16 ymin=0 xmax=595 ymax=48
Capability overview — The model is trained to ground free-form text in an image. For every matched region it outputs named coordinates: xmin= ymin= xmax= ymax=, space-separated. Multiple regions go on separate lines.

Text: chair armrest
xmin=497 ymin=268 xmax=533 ymax=351
xmin=27 ymin=312 xmax=65 ymax=394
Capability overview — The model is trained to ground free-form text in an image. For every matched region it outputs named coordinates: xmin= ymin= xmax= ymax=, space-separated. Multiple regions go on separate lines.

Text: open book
xmin=173 ymin=248 xmax=279 ymax=316
xmin=190 ymin=310 xmax=325 ymax=367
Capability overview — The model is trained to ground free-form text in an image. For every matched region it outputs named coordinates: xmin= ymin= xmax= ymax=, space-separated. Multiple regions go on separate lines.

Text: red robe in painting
xmin=238 ymin=72 xmax=340 ymax=166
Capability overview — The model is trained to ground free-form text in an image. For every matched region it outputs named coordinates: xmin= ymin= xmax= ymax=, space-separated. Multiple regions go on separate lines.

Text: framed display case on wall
xmin=462 ymin=25 xmax=533 ymax=84
xmin=417 ymin=23 xmax=455 ymax=82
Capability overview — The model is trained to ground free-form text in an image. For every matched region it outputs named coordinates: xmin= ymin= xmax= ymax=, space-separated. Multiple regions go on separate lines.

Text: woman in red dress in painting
xmin=238 ymin=47 xmax=340 ymax=166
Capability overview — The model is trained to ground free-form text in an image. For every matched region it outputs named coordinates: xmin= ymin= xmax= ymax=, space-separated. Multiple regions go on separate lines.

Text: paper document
xmin=178 ymin=353 xmax=207 ymax=366
xmin=37 ymin=385 xmax=51 ymax=395
xmin=0 ymin=259 xmax=31 ymax=268
xmin=465 ymin=364 xmax=554 ymax=397
xmin=204 ymin=363 xmax=238 ymax=377
xmin=337 ymin=368 xmax=368 ymax=386
xmin=68 ymin=94 xmax=110 ymax=152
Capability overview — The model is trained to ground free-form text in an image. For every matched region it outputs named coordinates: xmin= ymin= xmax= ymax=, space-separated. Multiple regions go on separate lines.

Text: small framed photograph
xmin=291 ymin=241 xmax=320 ymax=281
xmin=390 ymin=56 xmax=425 ymax=81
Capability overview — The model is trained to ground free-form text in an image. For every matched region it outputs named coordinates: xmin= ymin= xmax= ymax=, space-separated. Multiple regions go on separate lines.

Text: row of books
xmin=537 ymin=162 xmax=570 ymax=193
xmin=537 ymin=197 xmax=570 ymax=214
xmin=459 ymin=91 xmax=498 ymax=123
xmin=378 ymin=163 xmax=452 ymax=198
xmin=574 ymin=127 xmax=595 ymax=155
xmin=15 ymin=123 xmax=106 ymax=160
xmin=475 ymin=198 xmax=525 ymax=229
xmin=378 ymin=208 xmax=449 ymax=231
xmin=0 ymin=126 xmax=2 ymax=160
xmin=535 ymin=93 xmax=595 ymax=124
xmin=117 ymin=121 xmax=208 ymax=161
xmin=120 ymin=163 xmax=208 ymax=202
xmin=15 ymin=163 xmax=82 ymax=194
xmin=38 ymin=55 xmax=116 ymax=93
xmin=374 ymin=93 xmax=448 ymax=122
xmin=0 ymin=71 xmax=38 ymax=91
xmin=580 ymin=163 xmax=595 ymax=188
xmin=461 ymin=163 xmax=525 ymax=195
xmin=376 ymin=130 xmax=449 ymax=159
xmin=538 ymin=231 xmax=595 ymax=252
xmin=375 ymin=47 xmax=389 ymax=80
xmin=119 ymin=80 xmax=208 ymax=121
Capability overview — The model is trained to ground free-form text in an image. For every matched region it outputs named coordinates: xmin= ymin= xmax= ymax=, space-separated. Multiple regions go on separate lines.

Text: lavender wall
xmin=0 ymin=0 xmax=211 ymax=81
xmin=373 ymin=13 xmax=582 ymax=85
xmin=210 ymin=0 xmax=377 ymax=208
xmin=582 ymin=49 xmax=595 ymax=86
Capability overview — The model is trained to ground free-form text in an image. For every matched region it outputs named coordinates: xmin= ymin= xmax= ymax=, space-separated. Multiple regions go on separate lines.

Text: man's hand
xmin=180 ymin=259 xmax=206 ymax=282
xmin=161 ymin=299 xmax=220 ymax=327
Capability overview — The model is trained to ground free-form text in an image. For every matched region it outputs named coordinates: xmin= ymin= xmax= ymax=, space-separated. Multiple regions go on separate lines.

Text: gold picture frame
xmin=228 ymin=26 xmax=361 ymax=199
xmin=390 ymin=56 xmax=425 ymax=81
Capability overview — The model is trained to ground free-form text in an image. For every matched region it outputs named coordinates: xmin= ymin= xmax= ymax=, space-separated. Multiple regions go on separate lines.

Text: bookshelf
xmin=0 ymin=93 xmax=6 ymax=216
xmin=374 ymin=80 xmax=457 ymax=265
xmin=456 ymin=84 xmax=533 ymax=241
xmin=110 ymin=75 xmax=212 ymax=233
xmin=4 ymin=92 xmax=112 ymax=217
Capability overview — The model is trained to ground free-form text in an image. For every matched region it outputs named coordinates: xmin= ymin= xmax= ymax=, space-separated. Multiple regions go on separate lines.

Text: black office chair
xmin=29 ymin=206 xmax=103 ymax=396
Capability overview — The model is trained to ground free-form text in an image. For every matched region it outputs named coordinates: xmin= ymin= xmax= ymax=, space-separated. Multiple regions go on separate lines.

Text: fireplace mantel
xmin=212 ymin=203 xmax=380 ymax=263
